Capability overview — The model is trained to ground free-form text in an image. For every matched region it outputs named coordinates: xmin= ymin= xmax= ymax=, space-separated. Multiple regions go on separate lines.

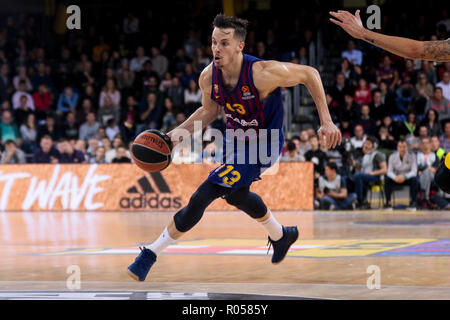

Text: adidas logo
xmin=120 ymin=172 xmax=182 ymax=209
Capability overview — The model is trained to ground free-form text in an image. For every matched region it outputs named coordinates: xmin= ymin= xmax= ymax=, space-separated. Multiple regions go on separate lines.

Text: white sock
xmin=260 ymin=210 xmax=283 ymax=241
xmin=148 ymin=228 xmax=176 ymax=256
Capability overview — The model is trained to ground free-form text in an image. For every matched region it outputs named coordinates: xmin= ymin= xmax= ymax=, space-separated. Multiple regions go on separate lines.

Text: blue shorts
xmin=207 ymin=137 xmax=282 ymax=189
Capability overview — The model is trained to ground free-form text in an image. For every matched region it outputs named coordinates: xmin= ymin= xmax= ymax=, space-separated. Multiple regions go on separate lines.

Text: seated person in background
xmin=385 ymin=140 xmax=418 ymax=210
xmin=377 ymin=126 xmax=396 ymax=151
xmin=304 ymin=134 xmax=328 ymax=180
xmin=280 ymin=141 xmax=305 ymax=162
xmin=417 ymin=137 xmax=439 ymax=201
xmin=1 ymin=140 xmax=26 ymax=164
xmin=59 ymin=139 xmax=86 ymax=164
xmin=112 ymin=146 xmax=132 ymax=163
xmin=90 ymin=146 xmax=106 ymax=164
xmin=431 ymin=135 xmax=446 ymax=160
xmin=350 ymin=124 xmax=367 ymax=152
xmin=316 ymin=162 xmax=357 ymax=210
xmin=353 ymin=137 xmax=387 ymax=209
xmin=32 ymin=135 xmax=60 ymax=163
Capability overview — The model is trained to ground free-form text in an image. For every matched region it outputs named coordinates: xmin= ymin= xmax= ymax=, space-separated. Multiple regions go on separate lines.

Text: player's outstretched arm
xmin=255 ymin=60 xmax=342 ymax=149
xmin=330 ymin=10 xmax=450 ymax=62
xmin=167 ymin=65 xmax=219 ymax=146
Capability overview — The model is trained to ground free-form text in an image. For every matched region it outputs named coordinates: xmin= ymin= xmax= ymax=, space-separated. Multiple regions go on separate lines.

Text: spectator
xmin=184 ymin=78 xmax=202 ymax=116
xmin=138 ymin=92 xmax=162 ymax=133
xmin=19 ymin=113 xmax=37 ymax=154
xmin=123 ymin=12 xmax=139 ymax=35
xmin=98 ymin=94 xmax=120 ymax=126
xmin=385 ymin=140 xmax=418 ymax=210
xmin=356 ymin=104 xmax=377 ymax=136
xmin=86 ymin=137 xmax=99 ymax=162
xmin=353 ymin=78 xmax=372 ymax=105
xmin=12 ymin=80 xmax=35 ymax=110
xmin=57 ymin=86 xmax=78 ymax=114
xmin=304 ymin=135 xmax=328 ymax=179
xmin=112 ymin=145 xmax=132 ymax=163
xmin=179 ymin=63 xmax=196 ymax=89
xmin=353 ymin=137 xmax=388 ymax=209
xmin=74 ymin=139 xmax=88 ymax=161
xmin=417 ymin=137 xmax=438 ymax=200
xmin=421 ymin=108 xmax=442 ymax=137
xmin=0 ymin=110 xmax=20 ymax=143
xmin=167 ymin=76 xmax=184 ymax=107
xmin=376 ymin=55 xmax=399 ymax=90
xmin=116 ymin=59 xmax=135 ymax=95
xmin=129 ymin=46 xmax=150 ymax=73
xmin=316 ymin=162 xmax=357 ymax=210
xmin=90 ymin=145 xmax=106 ymax=164
xmin=161 ymin=97 xmax=177 ymax=132
xmin=37 ymin=114 xmax=60 ymax=142
xmin=120 ymin=95 xmax=140 ymax=142
xmin=105 ymin=135 xmax=130 ymax=163
xmin=105 ymin=118 xmax=120 ymax=141
xmin=415 ymin=72 xmax=434 ymax=114
xmin=378 ymin=126 xmax=397 ymax=150
xmin=1 ymin=140 xmax=26 ymax=164
xmin=79 ymin=112 xmax=101 ymax=141
xmin=329 ymin=72 xmax=350 ymax=108
xmin=12 ymin=65 xmax=32 ymax=91
xmin=421 ymin=60 xmax=438 ymax=85
xmin=59 ymin=139 xmax=86 ymax=163
xmin=63 ymin=111 xmax=79 ymax=140
xmin=440 ymin=121 xmax=450 ymax=152
xmin=339 ymin=94 xmax=359 ymax=123
xmin=151 ymin=47 xmax=169 ymax=79
xmin=32 ymin=83 xmax=52 ymax=120
xmin=159 ymin=72 xmax=173 ymax=93
xmin=398 ymin=112 xmax=419 ymax=139
xmin=99 ymin=79 xmax=121 ymax=108
xmin=436 ymin=71 xmax=450 ymax=101
xmin=296 ymin=131 xmax=311 ymax=156
xmin=31 ymin=63 xmax=54 ymax=91
xmin=425 ymin=87 xmax=450 ymax=123
xmin=280 ymin=141 xmax=305 ymax=162
xmin=32 ymin=135 xmax=59 ymax=163
xmin=370 ymin=91 xmax=388 ymax=126
xmin=431 ymin=135 xmax=446 ymax=160
xmin=13 ymin=95 xmax=33 ymax=125
xmin=76 ymin=98 xmax=94 ymax=125
xmin=350 ymin=124 xmax=367 ymax=150
xmin=341 ymin=39 xmax=363 ymax=66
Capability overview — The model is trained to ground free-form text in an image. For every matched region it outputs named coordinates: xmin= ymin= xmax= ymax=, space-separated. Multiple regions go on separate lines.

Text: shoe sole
xmin=127 ymin=268 xmax=142 ymax=282
xmin=272 ymin=228 xmax=299 ymax=265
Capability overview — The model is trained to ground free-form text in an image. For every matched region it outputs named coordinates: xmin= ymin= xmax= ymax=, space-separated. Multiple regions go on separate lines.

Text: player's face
xmin=211 ymin=27 xmax=244 ymax=68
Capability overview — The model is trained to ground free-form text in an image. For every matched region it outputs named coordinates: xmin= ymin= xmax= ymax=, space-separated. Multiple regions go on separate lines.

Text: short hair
xmin=326 ymin=162 xmax=338 ymax=172
xmin=287 ymin=141 xmax=296 ymax=151
xmin=4 ymin=139 xmax=16 ymax=146
xmin=212 ymin=13 xmax=249 ymax=41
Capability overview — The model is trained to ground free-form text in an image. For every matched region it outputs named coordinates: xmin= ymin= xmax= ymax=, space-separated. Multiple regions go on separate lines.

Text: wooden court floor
xmin=1 ymin=209 xmax=450 ymax=299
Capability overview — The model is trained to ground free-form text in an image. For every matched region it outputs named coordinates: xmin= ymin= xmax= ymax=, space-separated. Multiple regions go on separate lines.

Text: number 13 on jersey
xmin=217 ymin=164 xmax=241 ymax=186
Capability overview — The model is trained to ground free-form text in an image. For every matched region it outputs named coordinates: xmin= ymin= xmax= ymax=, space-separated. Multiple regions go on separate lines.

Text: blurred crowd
xmin=0 ymin=4 xmax=449 ymax=210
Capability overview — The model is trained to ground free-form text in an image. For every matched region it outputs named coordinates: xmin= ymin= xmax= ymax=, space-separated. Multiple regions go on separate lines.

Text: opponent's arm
xmin=330 ymin=10 xmax=450 ymax=62
xmin=167 ymin=66 xmax=219 ymax=145
xmin=255 ymin=61 xmax=342 ymax=148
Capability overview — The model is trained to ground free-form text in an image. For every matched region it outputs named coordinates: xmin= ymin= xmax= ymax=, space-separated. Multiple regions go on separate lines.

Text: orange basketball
xmin=131 ymin=129 xmax=173 ymax=172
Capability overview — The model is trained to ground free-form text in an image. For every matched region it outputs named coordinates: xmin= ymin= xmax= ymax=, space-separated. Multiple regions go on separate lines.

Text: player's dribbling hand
xmin=318 ymin=122 xmax=342 ymax=149
xmin=329 ymin=10 xmax=365 ymax=39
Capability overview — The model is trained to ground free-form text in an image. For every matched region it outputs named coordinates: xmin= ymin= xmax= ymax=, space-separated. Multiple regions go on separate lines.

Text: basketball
xmin=131 ymin=129 xmax=173 ymax=172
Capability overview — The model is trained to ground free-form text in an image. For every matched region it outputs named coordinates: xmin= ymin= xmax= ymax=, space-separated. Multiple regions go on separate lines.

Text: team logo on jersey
xmin=214 ymin=84 xmax=219 ymax=94
xmin=241 ymin=85 xmax=255 ymax=100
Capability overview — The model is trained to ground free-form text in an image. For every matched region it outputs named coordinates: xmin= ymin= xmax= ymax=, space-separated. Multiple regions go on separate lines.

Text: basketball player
xmin=330 ymin=9 xmax=450 ymax=194
xmin=128 ymin=14 xmax=341 ymax=281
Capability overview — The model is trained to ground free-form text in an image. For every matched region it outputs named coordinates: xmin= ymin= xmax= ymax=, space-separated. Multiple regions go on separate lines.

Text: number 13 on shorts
xmin=217 ymin=164 xmax=241 ymax=186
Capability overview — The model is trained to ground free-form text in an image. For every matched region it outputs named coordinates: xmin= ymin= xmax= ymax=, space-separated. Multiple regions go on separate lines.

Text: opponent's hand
xmin=329 ymin=10 xmax=365 ymax=40
xmin=318 ymin=121 xmax=342 ymax=149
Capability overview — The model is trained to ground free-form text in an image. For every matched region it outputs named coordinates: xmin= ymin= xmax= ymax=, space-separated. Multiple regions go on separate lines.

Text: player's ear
xmin=238 ymin=41 xmax=245 ymax=52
